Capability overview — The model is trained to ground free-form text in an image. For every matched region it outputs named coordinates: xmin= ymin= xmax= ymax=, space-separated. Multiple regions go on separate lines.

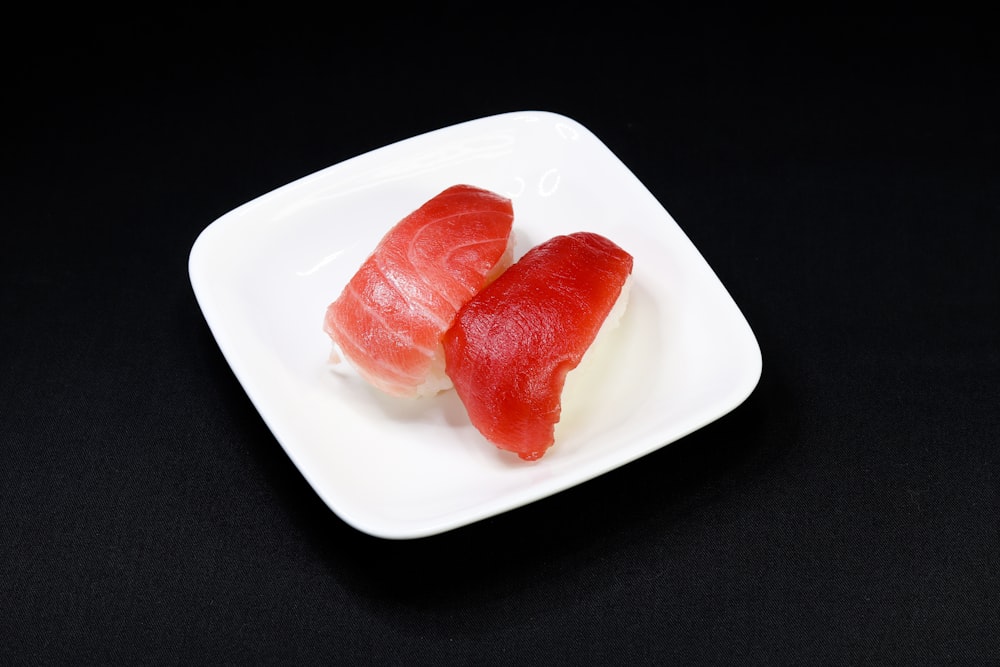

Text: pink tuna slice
xmin=324 ymin=184 xmax=515 ymax=397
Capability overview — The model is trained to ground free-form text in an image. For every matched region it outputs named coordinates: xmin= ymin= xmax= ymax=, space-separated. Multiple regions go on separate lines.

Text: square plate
xmin=189 ymin=110 xmax=762 ymax=539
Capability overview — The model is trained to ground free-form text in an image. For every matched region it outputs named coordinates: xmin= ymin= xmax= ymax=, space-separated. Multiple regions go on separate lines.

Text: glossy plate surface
xmin=189 ymin=110 xmax=762 ymax=539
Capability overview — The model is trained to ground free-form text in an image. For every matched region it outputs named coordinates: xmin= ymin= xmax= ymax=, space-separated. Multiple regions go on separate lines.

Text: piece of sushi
xmin=324 ymin=184 xmax=515 ymax=397
xmin=442 ymin=231 xmax=634 ymax=460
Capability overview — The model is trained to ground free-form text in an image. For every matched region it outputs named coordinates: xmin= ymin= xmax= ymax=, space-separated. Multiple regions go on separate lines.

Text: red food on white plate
xmin=443 ymin=232 xmax=634 ymax=461
xmin=324 ymin=184 xmax=515 ymax=397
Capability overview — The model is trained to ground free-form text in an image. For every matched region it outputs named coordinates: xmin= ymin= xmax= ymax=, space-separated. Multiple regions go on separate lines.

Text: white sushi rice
xmin=554 ymin=273 xmax=633 ymax=438
xmin=326 ymin=334 xmax=454 ymax=398
xmin=412 ymin=344 xmax=454 ymax=398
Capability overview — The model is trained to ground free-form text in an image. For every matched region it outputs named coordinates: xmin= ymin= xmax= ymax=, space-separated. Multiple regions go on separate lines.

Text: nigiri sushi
xmin=442 ymin=231 xmax=634 ymax=460
xmin=324 ymin=184 xmax=515 ymax=397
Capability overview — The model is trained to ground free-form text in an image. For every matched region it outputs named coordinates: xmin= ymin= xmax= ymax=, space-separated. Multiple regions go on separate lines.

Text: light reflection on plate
xmin=188 ymin=110 xmax=761 ymax=539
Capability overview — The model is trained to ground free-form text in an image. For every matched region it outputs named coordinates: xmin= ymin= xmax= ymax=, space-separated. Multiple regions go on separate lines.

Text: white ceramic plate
xmin=189 ymin=110 xmax=761 ymax=539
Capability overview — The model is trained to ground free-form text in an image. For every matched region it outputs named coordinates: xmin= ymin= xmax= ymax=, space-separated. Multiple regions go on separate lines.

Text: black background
xmin=4 ymin=12 xmax=998 ymax=664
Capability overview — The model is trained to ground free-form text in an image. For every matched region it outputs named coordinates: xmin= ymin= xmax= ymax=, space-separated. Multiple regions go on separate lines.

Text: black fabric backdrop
xmin=4 ymin=12 xmax=998 ymax=664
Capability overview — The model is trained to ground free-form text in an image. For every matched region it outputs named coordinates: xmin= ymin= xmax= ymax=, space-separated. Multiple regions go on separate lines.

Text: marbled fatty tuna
xmin=324 ymin=185 xmax=515 ymax=397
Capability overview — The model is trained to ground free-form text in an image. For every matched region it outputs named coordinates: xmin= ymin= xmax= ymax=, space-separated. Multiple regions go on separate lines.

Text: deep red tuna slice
xmin=443 ymin=232 xmax=634 ymax=460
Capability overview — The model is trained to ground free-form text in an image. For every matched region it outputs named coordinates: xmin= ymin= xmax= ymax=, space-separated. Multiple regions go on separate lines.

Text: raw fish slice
xmin=443 ymin=232 xmax=634 ymax=460
xmin=324 ymin=185 xmax=515 ymax=397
